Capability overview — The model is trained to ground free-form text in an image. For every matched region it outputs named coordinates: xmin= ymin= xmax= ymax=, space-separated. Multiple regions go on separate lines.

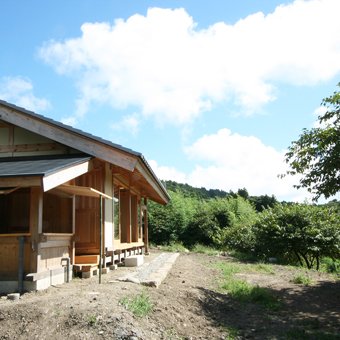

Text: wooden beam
xmin=0 ymin=187 xmax=20 ymax=195
xmin=54 ymin=184 xmax=112 ymax=200
xmin=135 ymin=161 xmax=169 ymax=204
xmin=0 ymin=176 xmax=41 ymax=188
xmin=43 ymin=160 xmax=91 ymax=192
xmin=0 ymin=143 xmax=68 ymax=153
xmin=0 ymin=105 xmax=138 ymax=171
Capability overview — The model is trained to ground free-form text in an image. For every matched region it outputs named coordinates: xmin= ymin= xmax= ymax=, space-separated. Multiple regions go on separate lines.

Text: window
xmin=0 ymin=188 xmax=30 ymax=234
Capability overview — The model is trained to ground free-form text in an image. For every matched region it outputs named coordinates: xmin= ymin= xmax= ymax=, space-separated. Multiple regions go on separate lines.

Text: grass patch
xmin=221 ymin=278 xmax=280 ymax=310
xmin=253 ymin=263 xmax=275 ymax=275
xmin=190 ymin=244 xmax=220 ymax=256
xmin=158 ymin=242 xmax=188 ymax=253
xmin=228 ymin=250 xmax=258 ymax=262
xmin=213 ymin=261 xmax=242 ymax=277
xmin=215 ymin=261 xmax=280 ymax=310
xmin=286 ymin=328 xmax=340 ymax=340
xmin=224 ymin=326 xmax=240 ymax=339
xmin=320 ymin=257 xmax=340 ymax=276
xmin=119 ymin=291 xmax=153 ymax=317
xmin=291 ymin=273 xmax=313 ymax=286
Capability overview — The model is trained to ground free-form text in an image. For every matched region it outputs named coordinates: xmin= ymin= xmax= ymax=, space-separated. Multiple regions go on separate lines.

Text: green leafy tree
xmin=148 ymin=190 xmax=196 ymax=245
xmin=220 ymin=196 xmax=258 ymax=252
xmin=181 ymin=196 xmax=257 ymax=248
xmin=250 ymin=194 xmax=278 ymax=212
xmin=283 ymin=83 xmax=340 ymax=200
xmin=253 ymin=203 xmax=340 ymax=269
xmin=182 ymin=201 xmax=222 ymax=247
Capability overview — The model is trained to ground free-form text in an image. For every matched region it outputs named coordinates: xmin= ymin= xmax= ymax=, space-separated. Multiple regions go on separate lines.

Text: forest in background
xmin=148 ymin=180 xmax=340 ymax=271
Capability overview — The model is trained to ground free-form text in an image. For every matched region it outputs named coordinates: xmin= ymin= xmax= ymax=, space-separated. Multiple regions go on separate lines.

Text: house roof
xmin=0 ymin=100 xmax=170 ymax=204
xmin=0 ymin=155 xmax=91 ymax=177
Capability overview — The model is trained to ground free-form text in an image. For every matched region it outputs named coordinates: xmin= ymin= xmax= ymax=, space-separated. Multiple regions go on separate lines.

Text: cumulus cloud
xmin=0 ymin=76 xmax=50 ymax=112
xmin=111 ymin=114 xmax=140 ymax=136
xmin=148 ymin=160 xmax=188 ymax=184
xmin=39 ymin=0 xmax=340 ymax=125
xmin=151 ymin=128 xmax=310 ymax=202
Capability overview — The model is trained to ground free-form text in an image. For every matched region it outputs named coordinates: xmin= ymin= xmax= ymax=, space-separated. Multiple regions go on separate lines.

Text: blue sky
xmin=1 ymin=0 xmax=339 ymax=201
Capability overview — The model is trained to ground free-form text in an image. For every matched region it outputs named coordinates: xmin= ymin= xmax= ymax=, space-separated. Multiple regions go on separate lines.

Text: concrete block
xmin=82 ymin=271 xmax=93 ymax=279
xmin=109 ymin=264 xmax=118 ymax=270
xmin=101 ymin=267 xmax=109 ymax=274
xmin=124 ymin=255 xmax=144 ymax=267
xmin=7 ymin=293 xmax=20 ymax=301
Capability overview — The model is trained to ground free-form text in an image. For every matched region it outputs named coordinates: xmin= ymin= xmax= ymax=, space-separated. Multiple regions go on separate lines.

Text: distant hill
xmin=161 ymin=180 xmax=279 ymax=212
xmin=162 ymin=180 xmax=231 ymax=199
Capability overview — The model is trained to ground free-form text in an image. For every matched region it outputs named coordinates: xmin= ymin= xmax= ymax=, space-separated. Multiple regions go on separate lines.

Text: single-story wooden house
xmin=0 ymin=100 xmax=170 ymax=293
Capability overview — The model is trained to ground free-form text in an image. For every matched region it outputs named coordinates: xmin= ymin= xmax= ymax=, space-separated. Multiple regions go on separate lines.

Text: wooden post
xmin=99 ymin=195 xmax=103 ymax=284
xmin=29 ymin=187 xmax=43 ymax=273
xmin=143 ymin=197 xmax=149 ymax=255
xmin=17 ymin=236 xmax=25 ymax=293
xmin=71 ymin=195 xmax=75 ymax=265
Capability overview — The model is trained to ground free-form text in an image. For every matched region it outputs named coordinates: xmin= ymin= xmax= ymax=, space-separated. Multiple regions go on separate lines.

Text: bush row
xmin=148 ymin=191 xmax=340 ymax=270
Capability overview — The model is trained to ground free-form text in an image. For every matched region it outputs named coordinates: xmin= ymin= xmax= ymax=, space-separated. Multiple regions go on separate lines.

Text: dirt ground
xmin=0 ymin=250 xmax=339 ymax=339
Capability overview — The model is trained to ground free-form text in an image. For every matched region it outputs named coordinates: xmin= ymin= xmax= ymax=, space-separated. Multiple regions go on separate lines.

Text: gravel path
xmin=118 ymin=252 xmax=180 ymax=287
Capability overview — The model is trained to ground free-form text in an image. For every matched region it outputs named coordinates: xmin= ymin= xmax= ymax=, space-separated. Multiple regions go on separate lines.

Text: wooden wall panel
xmin=38 ymin=246 xmax=70 ymax=271
xmin=0 ymin=121 xmax=71 ymax=157
xmin=43 ymin=193 xmax=72 ymax=233
xmin=120 ymin=190 xmax=131 ymax=243
xmin=75 ymin=169 xmax=102 ymax=254
xmin=0 ymin=237 xmax=31 ymax=279
xmin=131 ymin=195 xmax=138 ymax=242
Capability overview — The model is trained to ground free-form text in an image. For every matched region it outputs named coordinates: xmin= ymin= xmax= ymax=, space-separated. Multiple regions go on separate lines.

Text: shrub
xmin=253 ymin=204 xmax=340 ymax=270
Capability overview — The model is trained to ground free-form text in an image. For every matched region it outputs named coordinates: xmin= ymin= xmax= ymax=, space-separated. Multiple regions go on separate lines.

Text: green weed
xmin=87 ymin=314 xmax=97 ymax=327
xmin=253 ymin=263 xmax=275 ymax=274
xmin=224 ymin=326 xmax=240 ymax=339
xmin=221 ymin=278 xmax=280 ymax=309
xmin=320 ymin=257 xmax=340 ymax=276
xmin=119 ymin=291 xmax=153 ymax=317
xmin=158 ymin=242 xmax=188 ymax=253
xmin=228 ymin=250 xmax=258 ymax=262
xmin=291 ymin=273 xmax=313 ymax=286
xmin=190 ymin=244 xmax=220 ymax=256
xmin=215 ymin=261 xmax=280 ymax=310
xmin=213 ymin=261 xmax=242 ymax=277
xmin=286 ymin=328 xmax=339 ymax=340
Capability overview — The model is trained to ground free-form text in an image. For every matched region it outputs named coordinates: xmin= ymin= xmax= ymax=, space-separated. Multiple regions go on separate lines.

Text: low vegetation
xmin=291 ymin=273 xmax=313 ymax=286
xmin=119 ymin=291 xmax=153 ymax=317
xmin=149 ymin=181 xmax=340 ymax=273
xmin=214 ymin=261 xmax=280 ymax=310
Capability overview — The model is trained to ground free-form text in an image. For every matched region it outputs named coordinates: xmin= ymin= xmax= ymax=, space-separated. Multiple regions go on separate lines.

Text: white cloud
xmin=152 ymin=128 xmax=311 ymax=202
xmin=111 ymin=113 xmax=140 ymax=136
xmin=0 ymin=76 xmax=50 ymax=112
xmin=39 ymin=0 xmax=340 ymax=125
xmin=148 ymin=160 xmax=188 ymax=184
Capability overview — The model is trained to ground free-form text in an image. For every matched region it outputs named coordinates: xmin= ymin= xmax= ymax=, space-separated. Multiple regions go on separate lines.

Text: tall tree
xmin=283 ymin=83 xmax=340 ymax=200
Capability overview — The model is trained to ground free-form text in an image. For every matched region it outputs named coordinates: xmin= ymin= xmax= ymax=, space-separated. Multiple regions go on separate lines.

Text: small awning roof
xmin=0 ymin=155 xmax=92 ymax=192
xmin=0 ymin=155 xmax=91 ymax=177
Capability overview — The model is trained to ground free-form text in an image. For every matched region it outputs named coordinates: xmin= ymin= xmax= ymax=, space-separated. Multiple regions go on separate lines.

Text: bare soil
xmin=0 ymin=250 xmax=339 ymax=339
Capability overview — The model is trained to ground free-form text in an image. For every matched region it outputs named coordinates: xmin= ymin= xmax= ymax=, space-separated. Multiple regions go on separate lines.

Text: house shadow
xmin=196 ymin=279 xmax=340 ymax=339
